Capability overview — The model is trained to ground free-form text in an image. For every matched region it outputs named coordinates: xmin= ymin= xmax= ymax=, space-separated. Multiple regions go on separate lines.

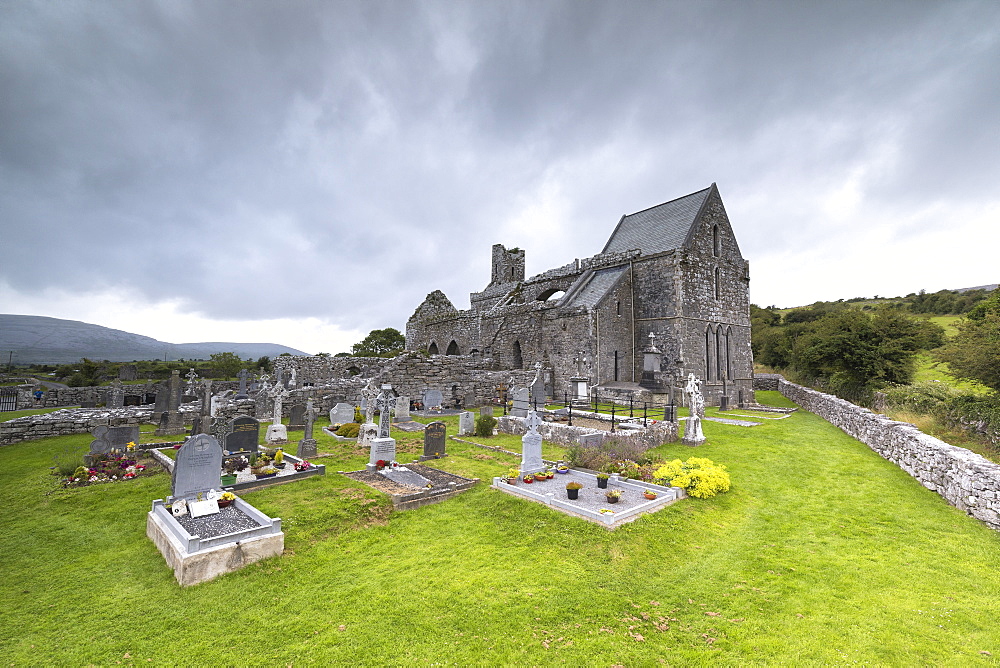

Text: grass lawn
xmin=2 ymin=392 xmax=1000 ymax=664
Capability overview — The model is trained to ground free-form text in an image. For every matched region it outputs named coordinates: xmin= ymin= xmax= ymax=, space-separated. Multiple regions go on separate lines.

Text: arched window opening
xmin=616 ymin=300 xmax=621 ymax=316
xmin=614 ymin=350 xmax=620 ymax=381
xmin=713 ymin=225 xmax=720 ymax=256
xmin=347 ymin=366 xmax=361 ymax=376
xmin=536 ymin=288 xmax=565 ymax=302
xmin=714 ymin=267 xmax=721 ymax=300
xmin=428 ymin=342 xmax=439 ymax=355
xmin=446 ymin=340 xmax=460 ymax=356
xmin=715 ymin=327 xmax=724 ymax=381
xmin=512 ymin=341 xmax=523 ymax=369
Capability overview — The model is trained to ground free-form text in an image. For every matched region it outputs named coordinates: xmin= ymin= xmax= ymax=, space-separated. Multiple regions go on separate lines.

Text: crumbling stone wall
xmin=0 ymin=407 xmax=154 ymax=445
xmin=777 ymin=376 xmax=1000 ymax=532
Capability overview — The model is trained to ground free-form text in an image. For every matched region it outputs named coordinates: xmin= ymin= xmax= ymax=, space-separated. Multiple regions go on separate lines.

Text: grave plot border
xmin=342 ymin=464 xmax=478 ymax=511
xmin=492 ymin=470 xmax=685 ymax=529
xmin=149 ymin=448 xmax=325 ymax=492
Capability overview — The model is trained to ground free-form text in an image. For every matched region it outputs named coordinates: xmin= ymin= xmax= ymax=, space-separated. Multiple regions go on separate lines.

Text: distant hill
xmin=0 ymin=314 xmax=308 ymax=363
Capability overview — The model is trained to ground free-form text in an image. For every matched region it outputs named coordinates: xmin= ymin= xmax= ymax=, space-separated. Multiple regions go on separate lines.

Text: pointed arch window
xmin=446 ymin=340 xmax=460 ymax=355
xmin=512 ymin=341 xmax=523 ymax=369
xmin=428 ymin=342 xmax=439 ymax=355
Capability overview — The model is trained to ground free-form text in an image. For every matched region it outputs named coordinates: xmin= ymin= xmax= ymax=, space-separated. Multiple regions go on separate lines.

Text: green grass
xmin=2 ymin=392 xmax=1000 ymax=664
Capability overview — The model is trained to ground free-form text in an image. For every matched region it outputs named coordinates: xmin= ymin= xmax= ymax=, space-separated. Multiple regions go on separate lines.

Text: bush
xmin=565 ymin=437 xmax=651 ymax=472
xmin=336 ymin=423 xmax=360 ymax=438
xmin=475 ymin=414 xmax=497 ymax=437
xmin=654 ymin=457 xmax=731 ymax=499
xmin=884 ymin=381 xmax=959 ymax=416
xmin=354 ymin=408 xmax=365 ymax=424
xmin=944 ymin=394 xmax=1000 ymax=447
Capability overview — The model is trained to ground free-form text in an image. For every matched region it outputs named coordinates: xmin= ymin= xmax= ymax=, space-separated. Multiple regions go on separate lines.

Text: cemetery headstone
xmin=464 ymin=391 xmax=477 ymax=409
xmin=457 ymin=411 xmax=474 ymax=436
xmin=368 ymin=436 xmax=397 ymax=470
xmin=393 ymin=396 xmax=410 ymax=422
xmin=329 ymin=402 xmax=355 ymax=425
xmin=297 ymin=399 xmax=319 ymax=459
xmin=224 ymin=415 xmax=260 ymax=453
xmin=123 ymin=394 xmax=141 ymax=406
xmin=682 ymin=373 xmax=706 ymax=446
xmin=359 ymin=422 xmax=379 ymax=446
xmin=375 ymin=385 xmax=395 ymax=438
xmin=361 ymin=379 xmax=379 ymax=424
xmin=235 ymin=368 xmax=250 ymax=400
xmin=254 ymin=387 xmax=272 ymax=421
xmin=519 ymin=411 xmax=545 ymax=475
xmin=423 ymin=389 xmax=444 ymax=411
xmin=107 ymin=380 xmax=125 ymax=409
xmin=510 ymin=387 xmax=530 ymax=417
xmin=421 ymin=421 xmax=447 ymax=460
xmin=156 ymin=370 xmax=186 ymax=436
xmin=479 ymin=406 xmax=494 ymax=418
xmin=289 ymin=403 xmax=306 ymax=430
xmin=171 ymin=434 xmax=223 ymax=499
xmin=576 ymin=432 xmax=604 ymax=447
xmin=85 ymin=425 xmax=140 ymax=465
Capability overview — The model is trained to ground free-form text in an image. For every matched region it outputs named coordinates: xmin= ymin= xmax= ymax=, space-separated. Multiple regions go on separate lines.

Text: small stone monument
xmin=297 ymin=398 xmax=319 ymax=459
xmin=375 ymin=385 xmax=395 ymax=438
xmin=519 ymin=411 xmax=545 ymax=476
xmin=479 ymin=406 xmax=494 ymax=418
xmin=265 ymin=384 xmax=289 ymax=444
xmin=421 ymin=421 xmax=447 ymax=460
xmin=361 ymin=379 xmax=380 ymax=425
xmin=510 ymin=387 xmax=530 ymax=417
xmin=235 ymin=368 xmax=250 ymax=400
xmin=329 ymin=402 xmax=355 ymax=425
xmin=528 ymin=362 xmax=546 ymax=406
xmin=358 ymin=422 xmax=379 ymax=446
xmin=155 ymin=370 xmax=186 ymax=436
xmin=457 ymin=411 xmax=475 ymax=436
xmin=682 ymin=373 xmax=706 ymax=446
xmin=393 ymin=396 xmax=411 ymax=422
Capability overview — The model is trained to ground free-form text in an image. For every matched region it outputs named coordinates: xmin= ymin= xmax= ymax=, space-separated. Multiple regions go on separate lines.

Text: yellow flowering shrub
xmin=654 ymin=457 xmax=731 ymax=499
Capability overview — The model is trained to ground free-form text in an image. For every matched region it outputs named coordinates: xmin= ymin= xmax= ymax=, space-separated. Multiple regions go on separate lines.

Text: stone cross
xmin=275 ymin=368 xmax=285 ymax=389
xmin=525 ymin=410 xmax=543 ymax=434
xmin=375 ymin=384 xmax=395 ymax=438
xmin=361 ymin=379 xmax=380 ymax=425
xmin=270 ymin=384 xmax=290 ymax=426
xmin=303 ymin=398 xmax=318 ymax=440
xmin=185 ymin=368 xmax=199 ymax=393
xmin=289 ymin=367 xmax=297 ymax=387
xmin=236 ymin=368 xmax=250 ymax=398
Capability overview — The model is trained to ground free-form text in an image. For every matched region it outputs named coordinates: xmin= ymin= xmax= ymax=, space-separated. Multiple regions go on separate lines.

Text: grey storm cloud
xmin=2 ymin=0 xmax=998 ymax=335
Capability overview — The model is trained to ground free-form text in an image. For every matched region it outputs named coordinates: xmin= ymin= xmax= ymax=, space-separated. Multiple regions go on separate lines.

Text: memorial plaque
xmin=224 ymin=415 xmax=259 ymax=453
xmin=423 ymin=421 xmax=447 ymax=458
xmin=171 ymin=434 xmax=223 ymax=499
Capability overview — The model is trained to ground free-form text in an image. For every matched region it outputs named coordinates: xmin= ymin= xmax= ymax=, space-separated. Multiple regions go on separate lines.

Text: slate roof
xmin=601 ymin=185 xmax=713 ymax=256
xmin=562 ymin=265 xmax=628 ymax=310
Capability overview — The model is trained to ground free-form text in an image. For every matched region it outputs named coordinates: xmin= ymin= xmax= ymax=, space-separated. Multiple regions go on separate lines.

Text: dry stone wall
xmin=0 ymin=407 xmax=154 ymax=445
xmin=775 ymin=376 xmax=1000 ymax=531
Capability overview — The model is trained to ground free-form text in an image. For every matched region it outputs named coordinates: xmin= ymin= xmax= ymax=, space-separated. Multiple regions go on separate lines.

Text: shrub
xmin=654 ymin=457 xmax=731 ymax=499
xmin=565 ymin=437 xmax=650 ymax=471
xmin=884 ymin=381 xmax=959 ymax=415
xmin=475 ymin=414 xmax=497 ymax=437
xmin=354 ymin=408 xmax=365 ymax=424
xmin=336 ymin=423 xmax=360 ymax=438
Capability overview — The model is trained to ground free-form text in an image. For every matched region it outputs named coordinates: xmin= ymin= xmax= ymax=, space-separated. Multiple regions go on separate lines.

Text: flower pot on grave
xmin=274 ymin=462 xmax=286 ymax=469
xmin=255 ymin=472 xmax=277 ymax=480
xmin=523 ymin=477 xmax=534 ymax=484
xmin=566 ymin=488 xmax=580 ymax=500
xmin=221 ymin=474 xmax=237 ymax=486
xmin=597 ymin=478 xmax=608 ymax=489
xmin=644 ymin=492 xmax=658 ymax=500
xmin=606 ymin=495 xmax=620 ymax=504
xmin=217 ymin=499 xmax=233 ymax=508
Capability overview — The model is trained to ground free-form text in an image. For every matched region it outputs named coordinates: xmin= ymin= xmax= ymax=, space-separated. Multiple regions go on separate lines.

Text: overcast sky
xmin=2 ymin=0 xmax=998 ymax=355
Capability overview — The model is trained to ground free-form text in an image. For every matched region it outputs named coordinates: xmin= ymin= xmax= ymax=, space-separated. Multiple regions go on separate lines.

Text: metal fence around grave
xmin=490 ymin=384 xmax=678 ymax=431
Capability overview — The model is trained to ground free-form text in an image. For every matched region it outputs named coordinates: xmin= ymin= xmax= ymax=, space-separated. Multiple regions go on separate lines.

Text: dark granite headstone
xmin=225 ymin=415 xmax=260 ymax=453
xmin=124 ymin=395 xmax=141 ymax=406
xmin=289 ymin=403 xmax=306 ymax=429
xmin=85 ymin=425 xmax=140 ymax=464
xmin=422 ymin=421 xmax=447 ymax=459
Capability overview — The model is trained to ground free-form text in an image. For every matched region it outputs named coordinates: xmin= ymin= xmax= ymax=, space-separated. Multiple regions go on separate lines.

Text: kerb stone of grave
xmin=171 ymin=434 xmax=223 ymax=499
xmin=224 ymin=415 xmax=260 ymax=453
xmin=329 ymin=403 xmax=355 ymax=425
xmin=519 ymin=411 xmax=545 ymax=476
xmin=421 ymin=421 xmax=447 ymax=460
xmin=457 ymin=411 xmax=475 ymax=436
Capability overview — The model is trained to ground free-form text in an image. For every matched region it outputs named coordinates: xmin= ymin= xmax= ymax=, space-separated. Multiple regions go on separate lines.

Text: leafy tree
xmin=937 ymin=289 xmax=1000 ymax=391
xmin=210 ymin=352 xmax=244 ymax=380
xmin=351 ymin=328 xmax=405 ymax=357
xmin=255 ymin=356 xmax=273 ymax=374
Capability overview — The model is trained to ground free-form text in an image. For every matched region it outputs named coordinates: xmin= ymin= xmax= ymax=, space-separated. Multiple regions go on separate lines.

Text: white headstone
xmin=393 ymin=396 xmax=410 ymax=422
xmin=458 ymin=411 xmax=475 ymax=436
xmin=510 ymin=387 xmax=530 ymax=417
xmin=358 ymin=422 xmax=379 ymax=446
xmin=265 ymin=423 xmax=288 ymax=444
xmin=368 ymin=437 xmax=397 ymax=468
xmin=519 ymin=411 xmax=544 ymax=475
xmin=329 ymin=402 xmax=355 ymax=425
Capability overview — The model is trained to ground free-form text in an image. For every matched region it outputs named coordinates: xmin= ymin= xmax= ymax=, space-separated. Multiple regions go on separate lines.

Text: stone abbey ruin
xmin=405 ymin=183 xmax=754 ymax=407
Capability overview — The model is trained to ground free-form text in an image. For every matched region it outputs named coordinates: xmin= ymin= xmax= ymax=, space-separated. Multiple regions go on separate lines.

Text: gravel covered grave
xmin=171 ymin=504 xmax=264 ymax=538
xmin=343 ymin=463 xmax=474 ymax=496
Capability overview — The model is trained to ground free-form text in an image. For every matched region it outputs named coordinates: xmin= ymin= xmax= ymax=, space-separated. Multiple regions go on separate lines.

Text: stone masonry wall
xmin=0 ymin=407 xmax=154 ymax=446
xmin=776 ymin=377 xmax=1000 ymax=532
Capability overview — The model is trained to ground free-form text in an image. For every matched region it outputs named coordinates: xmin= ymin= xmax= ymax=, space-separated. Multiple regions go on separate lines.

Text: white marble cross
xmin=525 ymin=410 xmax=543 ymax=434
